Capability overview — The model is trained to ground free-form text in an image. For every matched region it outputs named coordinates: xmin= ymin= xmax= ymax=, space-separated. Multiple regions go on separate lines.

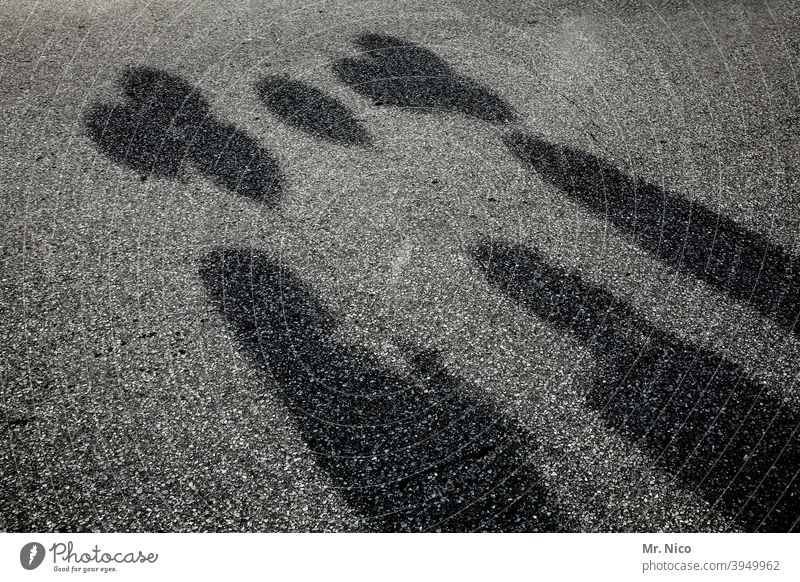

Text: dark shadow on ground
xmin=334 ymin=34 xmax=516 ymax=124
xmin=256 ymin=76 xmax=370 ymax=146
xmin=200 ymin=248 xmax=566 ymax=532
xmin=505 ymin=132 xmax=800 ymax=334
xmin=473 ymin=240 xmax=800 ymax=532
xmin=84 ymin=66 xmax=282 ymax=204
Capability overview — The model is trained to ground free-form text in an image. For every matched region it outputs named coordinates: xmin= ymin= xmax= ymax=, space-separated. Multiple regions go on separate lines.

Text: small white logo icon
xmin=20 ymin=542 xmax=45 ymax=570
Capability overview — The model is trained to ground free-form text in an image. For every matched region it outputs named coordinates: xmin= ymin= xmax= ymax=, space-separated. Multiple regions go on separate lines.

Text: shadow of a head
xmin=119 ymin=66 xmax=209 ymax=125
xmin=199 ymin=248 xmax=565 ymax=531
xmin=334 ymin=34 xmax=516 ymax=124
xmin=83 ymin=66 xmax=282 ymax=204
xmin=256 ymin=76 xmax=371 ymax=146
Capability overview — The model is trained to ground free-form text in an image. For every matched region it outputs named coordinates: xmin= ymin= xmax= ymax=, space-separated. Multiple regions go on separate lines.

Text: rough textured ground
xmin=1 ymin=0 xmax=799 ymax=532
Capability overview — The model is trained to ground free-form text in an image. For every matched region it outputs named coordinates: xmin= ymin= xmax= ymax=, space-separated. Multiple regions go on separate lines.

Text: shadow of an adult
xmin=199 ymin=248 xmax=565 ymax=532
xmin=473 ymin=240 xmax=799 ymax=532
xmin=505 ymin=132 xmax=800 ymax=334
xmin=333 ymin=34 xmax=516 ymax=124
xmin=84 ymin=66 xmax=282 ymax=204
xmin=256 ymin=76 xmax=370 ymax=146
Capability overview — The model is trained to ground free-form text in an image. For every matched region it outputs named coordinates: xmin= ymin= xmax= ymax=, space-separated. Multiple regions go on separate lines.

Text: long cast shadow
xmin=84 ymin=66 xmax=282 ymax=204
xmin=256 ymin=76 xmax=371 ymax=146
xmin=334 ymin=34 xmax=516 ymax=124
xmin=473 ymin=240 xmax=800 ymax=532
xmin=505 ymin=132 xmax=800 ymax=334
xmin=200 ymin=249 xmax=565 ymax=532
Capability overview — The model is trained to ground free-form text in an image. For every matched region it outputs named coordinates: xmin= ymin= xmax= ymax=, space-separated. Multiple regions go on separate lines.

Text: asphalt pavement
xmin=1 ymin=0 xmax=799 ymax=531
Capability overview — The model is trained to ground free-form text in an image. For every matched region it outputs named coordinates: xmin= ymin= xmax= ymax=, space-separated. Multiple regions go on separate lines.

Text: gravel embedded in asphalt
xmin=1 ymin=0 xmax=798 ymax=532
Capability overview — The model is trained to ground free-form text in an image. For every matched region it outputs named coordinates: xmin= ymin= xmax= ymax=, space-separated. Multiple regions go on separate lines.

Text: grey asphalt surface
xmin=1 ymin=0 xmax=799 ymax=532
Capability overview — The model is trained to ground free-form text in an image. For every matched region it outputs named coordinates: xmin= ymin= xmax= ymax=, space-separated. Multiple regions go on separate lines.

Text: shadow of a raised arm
xmin=199 ymin=248 xmax=567 ymax=532
xmin=505 ymin=132 xmax=800 ymax=334
xmin=474 ymin=240 xmax=799 ymax=532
